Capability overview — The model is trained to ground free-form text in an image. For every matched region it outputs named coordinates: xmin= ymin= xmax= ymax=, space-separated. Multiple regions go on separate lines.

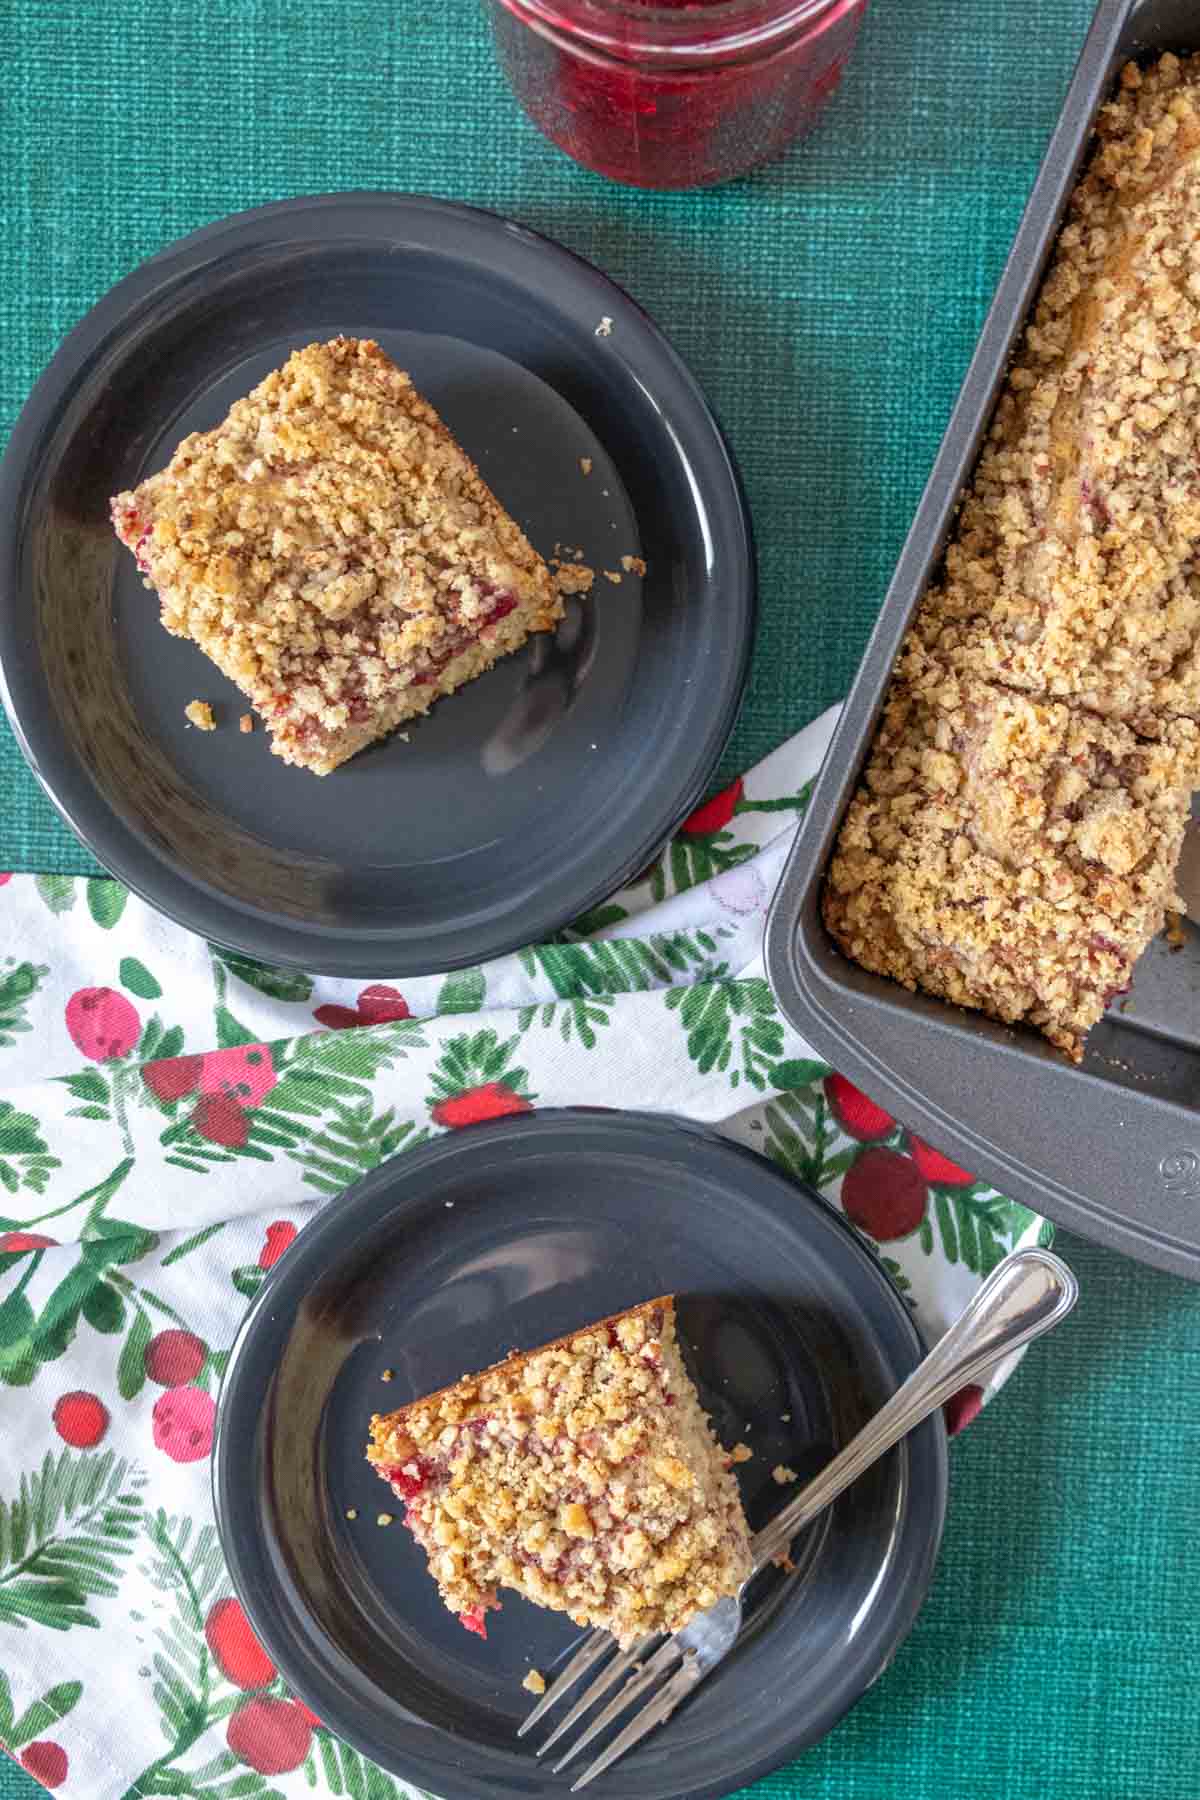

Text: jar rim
xmin=494 ymin=0 xmax=849 ymax=61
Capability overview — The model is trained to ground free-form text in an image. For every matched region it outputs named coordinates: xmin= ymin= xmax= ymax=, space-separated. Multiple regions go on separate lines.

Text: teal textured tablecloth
xmin=3 ymin=2 xmax=1199 ymax=1797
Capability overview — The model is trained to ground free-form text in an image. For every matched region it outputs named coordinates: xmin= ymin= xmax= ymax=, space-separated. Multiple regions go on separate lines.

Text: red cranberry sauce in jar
xmin=489 ymin=0 xmax=869 ymax=189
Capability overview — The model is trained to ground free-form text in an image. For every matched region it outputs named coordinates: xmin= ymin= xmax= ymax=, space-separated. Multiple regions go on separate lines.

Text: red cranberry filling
xmin=413 ymin=646 xmax=458 ymax=687
xmin=458 ymin=1598 xmax=500 ymax=1638
xmin=381 ymin=1458 xmax=433 ymax=1502
xmin=111 ymin=502 xmax=154 ymax=574
xmin=477 ymin=592 xmax=518 ymax=630
xmin=413 ymin=590 xmax=519 ymax=684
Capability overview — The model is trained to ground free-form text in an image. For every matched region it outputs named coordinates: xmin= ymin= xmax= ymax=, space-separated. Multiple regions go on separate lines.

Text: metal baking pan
xmin=765 ymin=0 xmax=1200 ymax=1280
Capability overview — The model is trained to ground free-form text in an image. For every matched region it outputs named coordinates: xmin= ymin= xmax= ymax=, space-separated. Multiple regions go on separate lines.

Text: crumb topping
xmin=829 ymin=56 xmax=1200 ymax=1058
xmin=914 ymin=54 xmax=1200 ymax=727
xmin=367 ymin=1298 xmax=751 ymax=1649
xmin=111 ymin=338 xmax=561 ymax=774
xmin=826 ymin=652 xmax=1200 ymax=1059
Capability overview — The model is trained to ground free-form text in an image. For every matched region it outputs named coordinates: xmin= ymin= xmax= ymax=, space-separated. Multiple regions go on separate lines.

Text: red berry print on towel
xmin=314 ymin=983 xmax=411 ymax=1030
xmin=199 ymin=1044 xmax=277 ymax=1107
xmin=908 ymin=1136 xmax=974 ymax=1187
xmin=0 ymin=873 xmax=11 ymax=886
xmin=680 ymin=777 xmax=743 ymax=836
xmin=429 ymin=1031 xmax=535 ymax=1128
xmin=259 ymin=1220 xmax=298 ymax=1269
xmin=186 ymin=1045 xmax=277 ymax=1146
xmin=356 ymin=984 xmax=411 ymax=1023
xmin=841 ymin=1146 xmax=928 ymax=1241
xmin=191 ymin=1093 xmax=249 ymax=1148
xmin=944 ymin=1383 xmax=985 ymax=1436
xmin=144 ymin=1329 xmax=206 ymax=1388
xmin=205 ymin=1596 xmax=276 ymax=1689
xmin=141 ymin=1053 xmax=204 ymax=1103
xmin=19 ymin=1743 xmax=68 ymax=1789
xmin=432 ymin=1081 xmax=533 ymax=1129
xmin=65 ymin=987 xmax=140 ymax=1061
xmin=311 ymin=1003 xmax=362 ymax=1030
xmin=292 ymin=1699 xmax=321 ymax=1728
xmin=226 ymin=1697 xmax=313 ymax=1775
xmin=152 ymin=1384 xmax=216 ymax=1462
xmin=824 ymin=1074 xmax=896 ymax=1142
xmin=53 ymin=1390 xmax=109 ymax=1448
xmin=0 ymin=1231 xmax=57 ymax=1251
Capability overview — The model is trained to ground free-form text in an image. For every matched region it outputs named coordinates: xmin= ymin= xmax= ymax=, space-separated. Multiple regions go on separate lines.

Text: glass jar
xmin=488 ymin=0 xmax=870 ymax=190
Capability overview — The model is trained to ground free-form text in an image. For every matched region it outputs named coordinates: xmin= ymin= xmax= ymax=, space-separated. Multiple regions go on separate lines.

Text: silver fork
xmin=519 ymin=1245 xmax=1078 ymax=1789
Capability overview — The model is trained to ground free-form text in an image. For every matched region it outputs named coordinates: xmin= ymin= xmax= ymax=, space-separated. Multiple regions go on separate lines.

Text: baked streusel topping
xmin=913 ymin=54 xmax=1200 ymax=730
xmin=111 ymin=338 xmax=562 ymax=774
xmin=367 ymin=1297 xmax=752 ymax=1649
xmin=825 ymin=653 xmax=1200 ymax=1060
xmin=829 ymin=56 xmax=1200 ymax=1058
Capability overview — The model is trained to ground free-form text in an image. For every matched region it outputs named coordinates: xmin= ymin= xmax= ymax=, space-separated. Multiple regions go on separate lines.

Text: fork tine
xmin=535 ymin=1639 xmax=651 ymax=1757
xmin=517 ymin=1629 xmax=614 ymax=1736
xmin=570 ymin=1655 xmax=703 ymax=1791
xmin=550 ymin=1637 xmax=682 ymax=1773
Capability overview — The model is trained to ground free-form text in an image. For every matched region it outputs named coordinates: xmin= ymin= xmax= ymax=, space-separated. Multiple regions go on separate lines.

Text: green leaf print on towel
xmin=0 ymin=962 xmax=49 ymax=1050
xmin=666 ymin=977 xmax=786 ymax=1091
xmin=0 ymin=1449 xmax=145 ymax=1631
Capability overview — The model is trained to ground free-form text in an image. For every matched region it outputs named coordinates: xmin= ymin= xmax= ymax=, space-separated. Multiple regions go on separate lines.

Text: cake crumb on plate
xmin=603 ymin=570 xmax=622 ymax=585
xmin=579 ymin=457 xmax=592 ymax=475
xmin=772 ymin=1465 xmax=799 ymax=1485
xmin=239 ymin=713 xmax=253 ymax=733
xmin=554 ymin=562 xmax=595 ymax=596
xmin=522 ymin=1669 xmax=546 ymax=1696
xmin=621 ymin=555 xmax=647 ymax=576
xmin=185 ymin=700 xmax=215 ymax=731
xmin=729 ymin=1442 xmax=753 ymax=1464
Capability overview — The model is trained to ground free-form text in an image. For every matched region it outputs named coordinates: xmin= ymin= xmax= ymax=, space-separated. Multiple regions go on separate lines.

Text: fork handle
xmin=751 ymin=1246 xmax=1077 ymax=1573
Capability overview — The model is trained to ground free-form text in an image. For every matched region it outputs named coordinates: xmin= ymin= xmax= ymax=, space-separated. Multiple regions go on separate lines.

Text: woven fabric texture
xmin=3 ymin=2 xmax=1199 ymax=1799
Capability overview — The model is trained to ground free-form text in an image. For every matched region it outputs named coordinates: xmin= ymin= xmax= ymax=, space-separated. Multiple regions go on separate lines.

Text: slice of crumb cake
xmin=824 ymin=649 xmax=1200 ymax=1060
xmin=367 ymin=1297 xmax=752 ymax=1648
xmin=111 ymin=337 xmax=562 ymax=775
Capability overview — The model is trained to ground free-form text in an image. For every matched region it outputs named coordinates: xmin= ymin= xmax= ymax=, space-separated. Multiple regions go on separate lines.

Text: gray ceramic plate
xmin=0 ymin=195 xmax=755 ymax=974
xmin=212 ymin=1110 xmax=947 ymax=1800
